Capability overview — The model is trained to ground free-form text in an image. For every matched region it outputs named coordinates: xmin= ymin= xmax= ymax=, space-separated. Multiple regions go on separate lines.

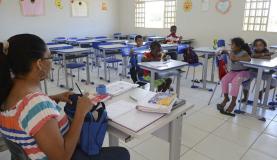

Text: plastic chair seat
xmin=105 ymin=58 xmax=122 ymax=63
xmin=66 ymin=63 xmax=86 ymax=69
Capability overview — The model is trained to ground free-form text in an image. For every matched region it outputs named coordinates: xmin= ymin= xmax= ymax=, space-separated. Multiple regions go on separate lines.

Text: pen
xmin=75 ymin=83 xmax=83 ymax=96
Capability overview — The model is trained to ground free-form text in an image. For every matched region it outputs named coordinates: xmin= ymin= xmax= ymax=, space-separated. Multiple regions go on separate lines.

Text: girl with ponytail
xmin=0 ymin=34 xmax=129 ymax=160
xmin=217 ymin=37 xmax=251 ymax=117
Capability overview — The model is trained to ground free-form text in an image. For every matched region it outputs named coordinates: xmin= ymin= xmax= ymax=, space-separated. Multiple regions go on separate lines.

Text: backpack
xmin=183 ymin=47 xmax=199 ymax=64
xmin=216 ymin=53 xmax=228 ymax=80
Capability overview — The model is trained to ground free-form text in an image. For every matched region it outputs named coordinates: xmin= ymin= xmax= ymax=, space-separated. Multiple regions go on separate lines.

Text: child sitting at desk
xmin=130 ymin=35 xmax=144 ymax=83
xmin=242 ymin=38 xmax=276 ymax=102
xmin=217 ymin=37 xmax=252 ymax=117
xmin=165 ymin=25 xmax=183 ymax=60
xmin=142 ymin=41 xmax=172 ymax=92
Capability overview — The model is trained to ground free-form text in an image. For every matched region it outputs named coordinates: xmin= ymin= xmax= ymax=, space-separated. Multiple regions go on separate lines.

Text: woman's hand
xmin=50 ymin=92 xmax=74 ymax=104
xmin=76 ymin=94 xmax=96 ymax=118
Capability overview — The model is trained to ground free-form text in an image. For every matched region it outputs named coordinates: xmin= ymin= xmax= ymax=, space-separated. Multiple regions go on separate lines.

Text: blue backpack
xmin=64 ymin=94 xmax=107 ymax=156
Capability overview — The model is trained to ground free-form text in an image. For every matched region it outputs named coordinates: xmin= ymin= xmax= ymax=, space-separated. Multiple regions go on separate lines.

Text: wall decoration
xmin=20 ymin=0 xmax=45 ymax=16
xmin=55 ymin=0 xmax=63 ymax=9
xmin=101 ymin=1 xmax=108 ymax=11
xmin=71 ymin=0 xmax=88 ymax=17
xmin=201 ymin=0 xmax=210 ymax=11
xmin=216 ymin=0 xmax=231 ymax=14
xmin=183 ymin=0 xmax=192 ymax=12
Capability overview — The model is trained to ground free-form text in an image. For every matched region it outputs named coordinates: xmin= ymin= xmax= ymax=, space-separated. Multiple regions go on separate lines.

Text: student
xmin=165 ymin=25 xmax=183 ymax=60
xmin=217 ymin=37 xmax=251 ymax=117
xmin=142 ymin=41 xmax=172 ymax=92
xmin=242 ymin=39 xmax=276 ymax=102
xmin=129 ymin=35 xmax=144 ymax=83
xmin=0 ymin=34 xmax=130 ymax=160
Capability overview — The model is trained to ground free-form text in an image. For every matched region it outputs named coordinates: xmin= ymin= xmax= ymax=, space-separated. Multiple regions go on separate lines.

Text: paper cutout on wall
xmin=201 ymin=0 xmax=210 ymax=11
xmin=20 ymin=0 xmax=45 ymax=16
xmin=55 ymin=0 xmax=63 ymax=9
xmin=71 ymin=0 xmax=88 ymax=17
xmin=101 ymin=2 xmax=108 ymax=11
xmin=216 ymin=0 xmax=231 ymax=14
xmin=183 ymin=0 xmax=192 ymax=12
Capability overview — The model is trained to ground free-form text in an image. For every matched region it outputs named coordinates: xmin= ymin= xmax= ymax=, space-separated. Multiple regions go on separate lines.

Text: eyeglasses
xmin=41 ymin=55 xmax=54 ymax=61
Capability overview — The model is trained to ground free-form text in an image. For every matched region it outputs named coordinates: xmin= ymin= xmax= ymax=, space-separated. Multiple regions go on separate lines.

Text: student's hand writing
xmin=50 ymin=91 xmax=74 ymax=104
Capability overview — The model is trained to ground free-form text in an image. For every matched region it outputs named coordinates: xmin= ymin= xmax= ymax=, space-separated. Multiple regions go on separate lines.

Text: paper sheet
xmin=106 ymin=100 xmax=136 ymax=119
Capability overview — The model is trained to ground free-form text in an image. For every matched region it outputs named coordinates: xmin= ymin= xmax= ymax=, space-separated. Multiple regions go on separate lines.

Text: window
xmin=135 ymin=0 xmax=176 ymax=28
xmin=242 ymin=0 xmax=277 ymax=32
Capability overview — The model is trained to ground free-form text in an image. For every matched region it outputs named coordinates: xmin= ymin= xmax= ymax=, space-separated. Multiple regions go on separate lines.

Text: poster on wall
xmin=215 ymin=0 xmax=232 ymax=14
xmin=201 ymin=0 xmax=210 ymax=11
xmin=101 ymin=1 xmax=108 ymax=11
xmin=55 ymin=0 xmax=63 ymax=9
xmin=20 ymin=0 xmax=45 ymax=16
xmin=71 ymin=0 xmax=88 ymax=17
xmin=183 ymin=0 xmax=192 ymax=12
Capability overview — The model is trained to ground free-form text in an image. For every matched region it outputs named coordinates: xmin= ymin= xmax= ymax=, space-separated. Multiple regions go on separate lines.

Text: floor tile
xmin=185 ymin=112 xmax=225 ymax=132
xmin=242 ymin=150 xmax=276 ymax=160
xmin=194 ymin=134 xmax=248 ymax=160
xmin=213 ymin=122 xmax=260 ymax=147
xmin=133 ymin=136 xmax=189 ymax=160
xmin=182 ymin=122 xmax=210 ymax=148
xmin=252 ymin=134 xmax=277 ymax=158
xmin=265 ymin=121 xmax=277 ymax=138
xmin=180 ymin=150 xmax=212 ymax=160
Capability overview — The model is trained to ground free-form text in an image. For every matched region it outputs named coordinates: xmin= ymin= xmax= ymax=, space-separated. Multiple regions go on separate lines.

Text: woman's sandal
xmin=217 ymin=98 xmax=230 ymax=111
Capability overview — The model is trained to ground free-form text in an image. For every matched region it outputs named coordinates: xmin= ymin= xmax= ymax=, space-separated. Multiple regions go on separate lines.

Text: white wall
xmin=0 ymin=0 xmax=120 ymax=41
xmin=119 ymin=0 xmax=277 ymax=47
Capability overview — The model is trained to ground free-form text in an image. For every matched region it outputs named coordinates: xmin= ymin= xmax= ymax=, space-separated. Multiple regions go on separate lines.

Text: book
xmin=89 ymin=94 xmax=112 ymax=103
xmin=136 ymin=92 xmax=177 ymax=114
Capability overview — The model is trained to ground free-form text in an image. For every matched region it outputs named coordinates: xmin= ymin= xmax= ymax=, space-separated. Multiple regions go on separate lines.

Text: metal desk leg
xmin=63 ymin=54 xmax=69 ymax=89
xmin=176 ymin=72 xmax=181 ymax=98
xmin=103 ymin=50 xmax=107 ymax=81
xmin=44 ymin=80 xmax=48 ymax=94
xmin=263 ymin=75 xmax=272 ymax=106
xmin=211 ymin=56 xmax=215 ymax=83
xmin=202 ymin=53 xmax=209 ymax=89
xmin=150 ymin=71 xmax=155 ymax=92
xmin=169 ymin=115 xmax=183 ymax=160
xmin=252 ymin=68 xmax=263 ymax=115
xmin=123 ymin=56 xmax=127 ymax=77
xmin=109 ymin=133 xmax=119 ymax=147
xmin=86 ymin=55 xmax=91 ymax=84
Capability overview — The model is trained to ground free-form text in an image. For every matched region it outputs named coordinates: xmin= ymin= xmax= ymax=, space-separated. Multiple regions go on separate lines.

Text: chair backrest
xmin=4 ymin=138 xmax=30 ymax=160
xmin=177 ymin=44 xmax=189 ymax=54
xmin=217 ymin=39 xmax=226 ymax=48
xmin=121 ymin=47 xmax=131 ymax=57
xmin=94 ymin=36 xmax=108 ymax=39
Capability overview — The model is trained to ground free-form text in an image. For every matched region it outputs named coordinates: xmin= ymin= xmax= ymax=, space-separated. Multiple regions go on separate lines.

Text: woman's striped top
xmin=0 ymin=92 xmax=70 ymax=160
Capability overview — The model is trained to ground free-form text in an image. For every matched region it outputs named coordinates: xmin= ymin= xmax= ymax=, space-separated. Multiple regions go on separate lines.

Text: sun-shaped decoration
xmin=183 ymin=0 xmax=192 ymax=12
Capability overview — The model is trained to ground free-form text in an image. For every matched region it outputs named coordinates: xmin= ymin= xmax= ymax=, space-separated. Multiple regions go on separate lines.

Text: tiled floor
xmin=1 ymin=58 xmax=277 ymax=160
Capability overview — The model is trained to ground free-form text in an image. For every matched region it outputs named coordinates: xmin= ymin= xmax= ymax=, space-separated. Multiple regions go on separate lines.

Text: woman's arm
xmin=34 ymin=96 xmax=94 ymax=160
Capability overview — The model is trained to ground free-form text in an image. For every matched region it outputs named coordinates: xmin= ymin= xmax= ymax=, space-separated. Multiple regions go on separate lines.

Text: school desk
xmin=106 ymin=86 xmax=194 ymax=160
xmin=57 ymin=48 xmax=91 ymax=89
xmin=240 ymin=56 xmax=277 ymax=121
xmin=138 ymin=60 xmax=187 ymax=96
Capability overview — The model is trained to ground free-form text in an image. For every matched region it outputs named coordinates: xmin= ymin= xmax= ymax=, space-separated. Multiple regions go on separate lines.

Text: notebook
xmin=106 ymin=81 xmax=138 ymax=96
xmin=106 ymin=99 xmax=164 ymax=132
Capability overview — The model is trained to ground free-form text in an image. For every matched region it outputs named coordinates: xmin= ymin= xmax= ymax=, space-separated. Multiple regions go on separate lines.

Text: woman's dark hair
xmin=150 ymin=41 xmax=161 ymax=51
xmin=135 ymin=35 xmax=143 ymax=41
xmin=0 ymin=34 xmax=47 ymax=107
xmin=231 ymin=37 xmax=252 ymax=56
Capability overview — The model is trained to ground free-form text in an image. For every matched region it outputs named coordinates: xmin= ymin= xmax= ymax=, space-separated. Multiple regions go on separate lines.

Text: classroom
xmin=0 ymin=0 xmax=277 ymax=160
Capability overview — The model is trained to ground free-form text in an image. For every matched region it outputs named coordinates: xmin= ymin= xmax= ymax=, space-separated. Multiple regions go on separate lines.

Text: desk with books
xmin=103 ymin=81 xmax=194 ymax=160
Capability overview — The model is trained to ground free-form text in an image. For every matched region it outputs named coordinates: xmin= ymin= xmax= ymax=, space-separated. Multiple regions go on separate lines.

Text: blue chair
xmin=113 ymin=33 xmax=122 ymax=39
xmin=46 ymin=42 xmax=57 ymax=45
xmin=177 ymin=44 xmax=189 ymax=60
xmin=54 ymin=37 xmax=66 ymax=43
xmin=94 ymin=36 xmax=108 ymax=39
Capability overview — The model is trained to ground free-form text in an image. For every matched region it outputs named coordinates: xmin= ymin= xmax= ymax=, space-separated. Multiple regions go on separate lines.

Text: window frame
xmin=135 ymin=0 xmax=177 ymax=29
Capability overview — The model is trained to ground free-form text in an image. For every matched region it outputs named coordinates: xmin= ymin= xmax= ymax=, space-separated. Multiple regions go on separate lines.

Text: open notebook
xmin=106 ymin=81 xmax=139 ymax=96
xmin=106 ymin=100 xmax=164 ymax=132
